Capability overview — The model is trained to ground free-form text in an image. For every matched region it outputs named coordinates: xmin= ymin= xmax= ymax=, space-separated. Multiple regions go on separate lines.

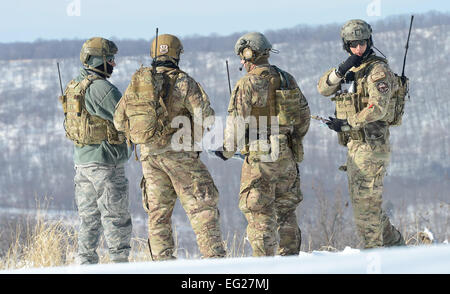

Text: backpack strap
xmin=272 ymin=65 xmax=291 ymax=89
xmin=79 ymin=74 xmax=103 ymax=92
xmin=160 ymin=69 xmax=182 ymax=120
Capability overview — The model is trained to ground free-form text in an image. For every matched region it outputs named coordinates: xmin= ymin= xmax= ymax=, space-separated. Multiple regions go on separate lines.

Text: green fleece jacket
xmin=72 ymin=68 xmax=130 ymax=166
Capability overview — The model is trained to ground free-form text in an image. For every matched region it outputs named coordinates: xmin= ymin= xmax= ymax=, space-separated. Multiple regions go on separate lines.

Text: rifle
xmin=401 ymin=15 xmax=414 ymax=84
xmin=225 ymin=60 xmax=232 ymax=95
xmin=206 ymin=149 xmax=245 ymax=161
xmin=57 ymin=62 xmax=64 ymax=96
xmin=310 ymin=115 xmax=330 ymax=124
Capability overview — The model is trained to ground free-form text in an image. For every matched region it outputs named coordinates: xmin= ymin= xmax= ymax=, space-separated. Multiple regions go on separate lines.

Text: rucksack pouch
xmin=276 ymin=88 xmax=303 ymax=126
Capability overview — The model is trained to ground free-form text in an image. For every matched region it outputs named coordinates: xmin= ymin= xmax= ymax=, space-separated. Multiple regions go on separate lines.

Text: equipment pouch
xmin=276 ymin=88 xmax=302 ymax=126
xmin=337 ymin=132 xmax=350 ymax=146
xmin=59 ymin=95 xmax=67 ymax=115
xmin=334 ymin=92 xmax=358 ymax=120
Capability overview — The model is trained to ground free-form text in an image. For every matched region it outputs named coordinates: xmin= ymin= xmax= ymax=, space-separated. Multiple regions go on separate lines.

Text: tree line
xmin=0 ymin=11 xmax=448 ymax=61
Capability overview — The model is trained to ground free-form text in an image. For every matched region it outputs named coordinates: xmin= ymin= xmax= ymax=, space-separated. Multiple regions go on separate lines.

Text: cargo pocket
xmin=140 ymin=176 xmax=150 ymax=213
xmin=291 ymin=164 xmax=303 ymax=204
xmin=363 ymin=122 xmax=387 ymax=146
xmin=239 ymin=186 xmax=273 ymax=213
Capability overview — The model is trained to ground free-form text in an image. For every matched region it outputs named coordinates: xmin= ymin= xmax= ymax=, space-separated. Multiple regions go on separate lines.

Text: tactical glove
xmin=214 ymin=150 xmax=229 ymax=161
xmin=344 ymin=71 xmax=355 ymax=83
xmin=326 ymin=117 xmax=351 ymax=132
xmin=337 ymin=55 xmax=363 ymax=77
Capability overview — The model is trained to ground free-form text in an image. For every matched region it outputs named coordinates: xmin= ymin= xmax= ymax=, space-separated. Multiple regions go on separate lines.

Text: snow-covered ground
xmin=2 ymin=244 xmax=449 ymax=274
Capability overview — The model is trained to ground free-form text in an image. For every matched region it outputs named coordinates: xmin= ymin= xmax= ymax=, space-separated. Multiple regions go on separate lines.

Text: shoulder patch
xmin=376 ymin=81 xmax=390 ymax=94
xmin=370 ymin=71 xmax=386 ymax=82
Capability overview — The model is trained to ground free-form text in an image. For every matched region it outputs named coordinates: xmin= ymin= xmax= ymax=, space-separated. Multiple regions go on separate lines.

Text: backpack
xmin=363 ymin=56 xmax=409 ymax=127
xmin=388 ymin=74 xmax=409 ymax=126
xmin=118 ymin=66 xmax=180 ymax=145
xmin=249 ymin=65 xmax=309 ymax=162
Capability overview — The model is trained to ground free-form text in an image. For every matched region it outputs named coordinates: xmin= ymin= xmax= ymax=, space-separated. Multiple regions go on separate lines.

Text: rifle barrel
xmin=57 ymin=62 xmax=64 ymax=95
xmin=310 ymin=115 xmax=330 ymax=123
xmin=226 ymin=60 xmax=232 ymax=95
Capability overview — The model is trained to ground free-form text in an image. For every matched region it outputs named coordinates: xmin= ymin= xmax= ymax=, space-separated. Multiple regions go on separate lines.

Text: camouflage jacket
xmin=317 ymin=53 xmax=398 ymax=145
xmin=115 ymin=66 xmax=215 ymax=158
xmin=224 ymin=64 xmax=310 ymax=157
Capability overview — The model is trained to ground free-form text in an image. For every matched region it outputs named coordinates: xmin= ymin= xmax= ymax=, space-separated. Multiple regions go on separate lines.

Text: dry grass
xmin=224 ymin=231 xmax=248 ymax=258
xmin=0 ymin=193 xmax=447 ymax=271
xmin=0 ymin=216 xmax=76 ymax=270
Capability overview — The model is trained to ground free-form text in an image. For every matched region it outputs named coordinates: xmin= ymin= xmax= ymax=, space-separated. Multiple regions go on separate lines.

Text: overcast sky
xmin=0 ymin=0 xmax=448 ymax=43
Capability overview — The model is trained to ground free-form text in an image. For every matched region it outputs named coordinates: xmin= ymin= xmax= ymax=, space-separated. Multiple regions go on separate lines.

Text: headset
xmin=242 ymin=47 xmax=254 ymax=61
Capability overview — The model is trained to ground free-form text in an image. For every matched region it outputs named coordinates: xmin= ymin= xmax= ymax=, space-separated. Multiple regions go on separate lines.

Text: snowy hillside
xmin=3 ymin=244 xmax=450 ymax=274
xmin=0 ymin=15 xmax=448 ymax=201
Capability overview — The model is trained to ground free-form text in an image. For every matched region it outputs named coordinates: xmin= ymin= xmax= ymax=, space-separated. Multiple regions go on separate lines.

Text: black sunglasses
xmin=348 ymin=40 xmax=367 ymax=48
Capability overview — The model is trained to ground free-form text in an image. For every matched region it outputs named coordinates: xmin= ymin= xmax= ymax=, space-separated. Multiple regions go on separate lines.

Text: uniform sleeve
xmin=292 ymin=87 xmax=311 ymax=142
xmin=282 ymin=71 xmax=309 ymax=162
xmin=179 ymin=75 xmax=216 ymax=141
xmin=347 ymin=63 xmax=395 ymax=129
xmin=185 ymin=79 xmax=215 ymax=127
xmin=223 ymin=75 xmax=269 ymax=154
xmin=85 ymin=80 xmax=123 ymax=123
xmin=113 ymin=94 xmax=129 ymax=135
xmin=284 ymin=73 xmax=310 ymax=142
xmin=317 ymin=68 xmax=342 ymax=97
xmin=223 ymin=82 xmax=241 ymax=154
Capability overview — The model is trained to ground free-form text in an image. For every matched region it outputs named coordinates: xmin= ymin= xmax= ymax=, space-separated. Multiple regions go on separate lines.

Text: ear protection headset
xmin=242 ymin=47 xmax=254 ymax=61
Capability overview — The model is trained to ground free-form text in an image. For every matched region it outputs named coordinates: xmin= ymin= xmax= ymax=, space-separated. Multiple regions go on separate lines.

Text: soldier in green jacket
xmin=61 ymin=37 xmax=132 ymax=264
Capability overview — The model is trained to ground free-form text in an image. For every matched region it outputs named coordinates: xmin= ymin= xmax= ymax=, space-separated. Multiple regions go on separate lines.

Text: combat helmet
xmin=150 ymin=34 xmax=184 ymax=63
xmin=234 ymin=32 xmax=274 ymax=63
xmin=340 ymin=19 xmax=373 ymax=52
xmin=80 ymin=37 xmax=117 ymax=78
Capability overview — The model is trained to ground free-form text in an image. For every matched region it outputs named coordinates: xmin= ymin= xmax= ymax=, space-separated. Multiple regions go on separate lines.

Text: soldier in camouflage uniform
xmin=61 ymin=37 xmax=132 ymax=264
xmin=114 ymin=34 xmax=226 ymax=260
xmin=216 ymin=32 xmax=310 ymax=256
xmin=317 ymin=20 xmax=405 ymax=248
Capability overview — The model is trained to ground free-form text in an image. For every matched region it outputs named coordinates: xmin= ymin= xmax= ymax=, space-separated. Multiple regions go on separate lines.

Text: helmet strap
xmin=103 ymin=55 xmax=108 ymax=77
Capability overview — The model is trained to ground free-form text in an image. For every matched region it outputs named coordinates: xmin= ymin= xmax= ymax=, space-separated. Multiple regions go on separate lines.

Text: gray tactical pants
xmin=74 ymin=163 xmax=132 ymax=264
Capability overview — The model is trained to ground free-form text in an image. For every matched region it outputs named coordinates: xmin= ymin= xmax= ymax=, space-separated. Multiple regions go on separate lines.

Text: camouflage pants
xmin=74 ymin=163 xmax=132 ymax=264
xmin=239 ymin=147 xmax=303 ymax=257
xmin=141 ymin=151 xmax=226 ymax=260
xmin=346 ymin=140 xmax=404 ymax=249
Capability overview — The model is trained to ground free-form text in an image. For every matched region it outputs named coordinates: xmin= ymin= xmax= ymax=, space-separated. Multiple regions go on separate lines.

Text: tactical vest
xmin=59 ymin=75 xmax=124 ymax=147
xmin=250 ymin=65 xmax=304 ymax=127
xmin=120 ymin=67 xmax=181 ymax=146
xmin=245 ymin=66 xmax=305 ymax=157
xmin=332 ymin=56 xmax=408 ymax=146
